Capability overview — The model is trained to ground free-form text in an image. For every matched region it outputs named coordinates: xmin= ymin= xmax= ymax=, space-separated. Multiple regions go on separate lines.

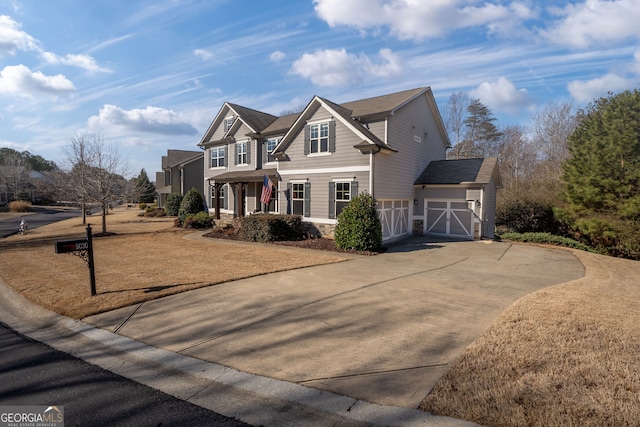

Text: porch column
xmin=234 ymin=182 xmax=246 ymax=217
xmin=214 ymin=182 xmax=222 ymax=220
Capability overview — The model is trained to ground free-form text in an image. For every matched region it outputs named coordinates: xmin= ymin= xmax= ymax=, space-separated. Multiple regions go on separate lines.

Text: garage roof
xmin=414 ymin=158 xmax=500 ymax=186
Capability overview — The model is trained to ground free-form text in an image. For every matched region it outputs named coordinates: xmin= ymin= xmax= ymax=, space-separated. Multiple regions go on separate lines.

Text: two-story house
xmin=198 ymin=87 xmax=500 ymax=241
xmin=155 ymin=149 xmax=204 ymax=208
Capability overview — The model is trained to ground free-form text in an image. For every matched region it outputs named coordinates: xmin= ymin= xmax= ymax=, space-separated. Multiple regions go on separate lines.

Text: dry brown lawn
xmin=421 ymin=248 xmax=640 ymax=426
xmin=0 ymin=207 xmax=348 ymax=318
xmin=2 ymin=207 xmax=640 ymax=426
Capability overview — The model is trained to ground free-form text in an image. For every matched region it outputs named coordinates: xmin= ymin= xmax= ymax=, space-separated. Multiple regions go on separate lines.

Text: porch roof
xmin=207 ymin=168 xmax=279 ymax=184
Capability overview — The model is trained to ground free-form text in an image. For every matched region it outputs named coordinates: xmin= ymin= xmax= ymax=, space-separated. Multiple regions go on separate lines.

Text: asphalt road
xmin=0 ymin=207 xmax=81 ymax=238
xmin=0 ymin=322 xmax=251 ymax=427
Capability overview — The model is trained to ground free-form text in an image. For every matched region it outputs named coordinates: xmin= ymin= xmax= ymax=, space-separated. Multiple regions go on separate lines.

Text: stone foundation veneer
xmin=413 ymin=219 xmax=424 ymax=235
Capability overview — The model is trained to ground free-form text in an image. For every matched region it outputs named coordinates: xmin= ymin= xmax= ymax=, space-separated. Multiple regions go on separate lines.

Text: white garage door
xmin=378 ymin=199 xmax=410 ymax=241
xmin=425 ymin=200 xmax=474 ymax=239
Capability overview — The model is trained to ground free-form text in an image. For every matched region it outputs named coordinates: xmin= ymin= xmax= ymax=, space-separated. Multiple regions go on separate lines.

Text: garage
xmin=413 ymin=158 xmax=502 ymax=240
xmin=377 ymin=199 xmax=410 ymax=241
xmin=424 ymin=200 xmax=475 ymax=239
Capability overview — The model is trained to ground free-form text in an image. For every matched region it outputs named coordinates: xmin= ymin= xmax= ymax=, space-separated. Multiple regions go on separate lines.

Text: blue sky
xmin=1 ymin=0 xmax=639 ymax=179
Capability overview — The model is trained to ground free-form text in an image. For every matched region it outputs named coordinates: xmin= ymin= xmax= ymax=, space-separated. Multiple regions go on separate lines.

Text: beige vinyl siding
xmin=278 ymin=172 xmax=370 ymax=219
xmin=278 ymin=107 xmax=369 ymax=171
xmin=374 ymin=95 xmax=447 ymax=200
xmin=365 ymin=120 xmax=386 ymax=142
xmin=483 ymin=177 xmax=497 ymax=238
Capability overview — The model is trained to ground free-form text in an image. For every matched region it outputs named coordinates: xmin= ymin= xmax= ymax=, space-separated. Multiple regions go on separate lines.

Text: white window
xmin=210 ymin=147 xmax=225 ymax=168
xmin=292 ymin=183 xmax=305 ymax=215
xmin=236 ymin=142 xmax=248 ymax=165
xmin=224 ymin=116 xmax=234 ymax=132
xmin=310 ymin=123 xmax=329 ymax=153
xmin=266 ymin=137 xmax=279 ymax=162
xmin=335 ymin=182 xmax=351 ymax=216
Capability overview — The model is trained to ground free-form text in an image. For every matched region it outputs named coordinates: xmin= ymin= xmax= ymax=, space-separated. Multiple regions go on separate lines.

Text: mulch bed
xmin=202 ymin=227 xmax=381 ymax=255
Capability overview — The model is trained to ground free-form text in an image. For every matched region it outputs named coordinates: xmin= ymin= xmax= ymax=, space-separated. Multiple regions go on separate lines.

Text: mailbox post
xmin=55 ymin=224 xmax=97 ymax=296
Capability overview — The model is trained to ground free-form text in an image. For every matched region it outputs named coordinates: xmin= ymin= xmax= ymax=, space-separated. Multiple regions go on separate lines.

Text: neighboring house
xmin=198 ymin=87 xmax=501 ymax=241
xmin=155 ymin=150 xmax=204 ymax=208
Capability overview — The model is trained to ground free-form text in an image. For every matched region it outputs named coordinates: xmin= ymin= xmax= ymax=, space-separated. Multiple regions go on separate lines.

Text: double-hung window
xmin=236 ymin=142 xmax=247 ymax=165
xmin=292 ymin=183 xmax=305 ymax=215
xmin=335 ymin=182 xmax=351 ymax=216
xmin=310 ymin=123 xmax=329 ymax=153
xmin=210 ymin=147 xmax=225 ymax=168
xmin=223 ymin=116 xmax=234 ymax=132
xmin=266 ymin=137 xmax=279 ymax=163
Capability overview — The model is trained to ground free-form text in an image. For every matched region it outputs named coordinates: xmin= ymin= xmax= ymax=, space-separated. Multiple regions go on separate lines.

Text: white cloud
xmin=193 ymin=48 xmax=213 ymax=60
xmin=0 ymin=15 xmax=39 ymax=55
xmin=270 ymin=50 xmax=286 ymax=62
xmin=42 ymin=51 xmax=111 ymax=73
xmin=567 ymin=73 xmax=636 ymax=103
xmin=0 ymin=64 xmax=75 ymax=97
xmin=291 ymin=48 xmax=402 ymax=86
xmin=470 ymin=76 xmax=534 ymax=115
xmin=313 ymin=0 xmax=520 ymax=41
xmin=87 ymin=104 xmax=198 ymax=135
xmin=543 ymin=0 xmax=640 ymax=49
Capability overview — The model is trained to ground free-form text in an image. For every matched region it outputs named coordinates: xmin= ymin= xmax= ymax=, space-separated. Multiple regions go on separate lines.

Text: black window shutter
xmin=223 ymin=146 xmax=226 ymax=166
xmin=328 ymin=182 xmax=336 ymax=219
xmin=304 ymin=182 xmax=311 ymax=217
xmin=329 ymin=121 xmax=336 ymax=152
xmin=234 ymin=144 xmax=238 ymax=165
xmin=209 ymin=149 xmax=212 ymax=168
xmin=304 ymin=125 xmax=310 ymax=155
xmin=286 ymin=182 xmax=292 ymax=214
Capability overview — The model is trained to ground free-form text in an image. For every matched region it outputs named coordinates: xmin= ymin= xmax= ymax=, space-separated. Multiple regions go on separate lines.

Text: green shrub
xmin=178 ymin=188 xmax=204 ymax=221
xmin=138 ymin=203 xmax=148 ymax=210
xmin=241 ymin=214 xmax=303 ymax=242
xmin=496 ymin=199 xmax=558 ymax=234
xmin=8 ymin=200 xmax=32 ymax=212
xmin=334 ymin=192 xmax=382 ymax=251
xmin=166 ymin=193 xmax=183 ymax=217
xmin=183 ymin=211 xmax=214 ymax=229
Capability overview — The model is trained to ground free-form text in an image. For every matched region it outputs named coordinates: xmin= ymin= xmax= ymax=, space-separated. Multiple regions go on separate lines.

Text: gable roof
xmin=414 ymin=158 xmax=501 ymax=186
xmin=198 ymin=102 xmax=277 ymax=147
xmin=163 ymin=150 xmax=202 ymax=169
xmin=340 ymin=87 xmax=429 ymax=119
xmin=226 ymin=103 xmax=277 ymax=134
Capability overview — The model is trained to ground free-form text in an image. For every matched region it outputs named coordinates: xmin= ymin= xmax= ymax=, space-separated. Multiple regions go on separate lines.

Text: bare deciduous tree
xmin=444 ymin=91 xmax=470 ymax=159
xmin=62 ymin=131 xmax=128 ymax=233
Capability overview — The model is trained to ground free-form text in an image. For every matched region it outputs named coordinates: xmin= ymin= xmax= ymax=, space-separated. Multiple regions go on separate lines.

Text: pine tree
xmin=456 ymin=99 xmax=503 ymax=158
xmin=563 ymin=90 xmax=640 ymax=218
xmin=135 ymin=169 xmax=156 ymax=203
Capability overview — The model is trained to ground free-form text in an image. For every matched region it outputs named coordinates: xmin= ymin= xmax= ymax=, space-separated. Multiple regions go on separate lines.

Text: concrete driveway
xmin=83 ymin=236 xmax=585 ymax=409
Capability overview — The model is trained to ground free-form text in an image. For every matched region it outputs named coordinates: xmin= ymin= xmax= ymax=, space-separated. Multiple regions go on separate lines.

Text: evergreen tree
xmin=563 ymin=90 xmax=640 ymax=218
xmin=454 ymin=99 xmax=503 ymax=159
xmin=334 ymin=192 xmax=382 ymax=251
xmin=135 ymin=169 xmax=156 ymax=203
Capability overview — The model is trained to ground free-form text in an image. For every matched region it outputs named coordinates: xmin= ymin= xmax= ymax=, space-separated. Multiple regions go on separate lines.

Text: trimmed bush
xmin=241 ymin=214 xmax=303 ymax=242
xmin=165 ymin=193 xmax=183 ymax=217
xmin=178 ymin=188 xmax=204 ymax=221
xmin=184 ymin=211 xmax=214 ymax=229
xmin=138 ymin=203 xmax=148 ymax=210
xmin=496 ymin=199 xmax=558 ymax=234
xmin=334 ymin=192 xmax=382 ymax=251
xmin=8 ymin=200 xmax=32 ymax=212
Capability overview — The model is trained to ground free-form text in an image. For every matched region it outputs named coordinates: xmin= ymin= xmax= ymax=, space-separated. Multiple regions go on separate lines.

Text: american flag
xmin=260 ymin=174 xmax=273 ymax=206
